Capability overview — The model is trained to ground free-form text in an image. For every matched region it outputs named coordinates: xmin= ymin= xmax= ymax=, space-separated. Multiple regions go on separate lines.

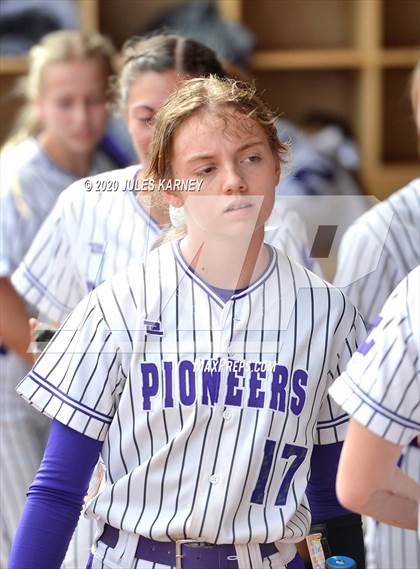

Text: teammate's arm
xmin=0 ymin=277 xmax=35 ymax=364
xmin=336 ymin=418 xmax=419 ymax=530
xmin=307 ymin=441 xmax=366 ymax=568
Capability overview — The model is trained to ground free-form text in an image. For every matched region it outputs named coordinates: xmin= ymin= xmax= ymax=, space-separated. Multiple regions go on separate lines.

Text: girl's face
xmin=168 ymin=108 xmax=280 ymax=240
xmin=37 ymin=57 xmax=109 ymax=155
xmin=125 ymin=70 xmax=186 ymax=165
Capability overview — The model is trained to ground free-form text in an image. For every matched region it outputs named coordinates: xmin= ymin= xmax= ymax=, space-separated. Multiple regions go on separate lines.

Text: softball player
xmin=9 ymin=37 xmax=319 ymax=568
xmin=7 ymin=34 xmax=317 ymax=569
xmin=0 ymin=30 xmax=116 ymax=567
xmin=333 ymin=62 xmax=420 ymax=568
xmin=10 ymin=77 xmax=366 ymax=569
xmin=330 ymin=266 xmax=420 ymax=568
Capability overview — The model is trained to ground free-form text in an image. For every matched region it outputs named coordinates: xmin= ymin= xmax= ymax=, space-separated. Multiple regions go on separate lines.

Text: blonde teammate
xmin=0 ymin=30 xmax=115 ymax=566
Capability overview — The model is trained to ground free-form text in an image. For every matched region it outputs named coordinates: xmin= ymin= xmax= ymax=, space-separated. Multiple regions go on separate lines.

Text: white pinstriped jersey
xmin=11 ymin=165 xmax=320 ymax=324
xmin=10 ymin=166 xmax=156 ymax=323
xmin=330 ymin=265 xmax=419 ymax=446
xmin=334 ymin=179 xmax=420 ymax=329
xmin=333 ymin=180 xmax=420 ymax=569
xmin=0 ymin=137 xmax=114 ymax=279
xmin=17 ymin=242 xmax=365 ymax=548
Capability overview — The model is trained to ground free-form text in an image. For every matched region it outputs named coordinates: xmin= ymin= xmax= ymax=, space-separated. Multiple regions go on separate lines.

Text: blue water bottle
xmin=326 ymin=556 xmax=356 ymax=569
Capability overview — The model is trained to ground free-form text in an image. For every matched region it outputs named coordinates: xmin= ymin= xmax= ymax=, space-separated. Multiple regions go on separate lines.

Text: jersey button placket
xmin=209 ymin=474 xmax=219 ymax=484
xmin=185 ymin=309 xmax=231 ymax=537
xmin=222 ymin=409 xmax=232 ymax=420
xmin=220 ymin=302 xmax=236 ymax=358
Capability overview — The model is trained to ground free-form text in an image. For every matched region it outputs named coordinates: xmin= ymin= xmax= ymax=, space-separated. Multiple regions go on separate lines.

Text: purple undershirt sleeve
xmin=8 ymin=419 xmax=102 ymax=569
xmin=306 ymin=441 xmax=350 ymax=523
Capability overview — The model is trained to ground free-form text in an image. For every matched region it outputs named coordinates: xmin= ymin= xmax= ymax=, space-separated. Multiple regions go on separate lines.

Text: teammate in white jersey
xmin=10 ymin=77 xmax=366 ymax=569
xmin=334 ymin=61 xmax=420 ymax=329
xmin=333 ymin=61 xmax=420 ymax=569
xmin=0 ymin=30 xmax=116 ymax=566
xmin=333 ymin=177 xmax=419 ymax=330
xmin=330 ymin=266 xmax=420 ymax=566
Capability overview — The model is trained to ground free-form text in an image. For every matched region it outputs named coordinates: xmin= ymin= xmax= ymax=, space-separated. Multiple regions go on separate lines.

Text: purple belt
xmin=100 ymin=524 xmax=280 ymax=568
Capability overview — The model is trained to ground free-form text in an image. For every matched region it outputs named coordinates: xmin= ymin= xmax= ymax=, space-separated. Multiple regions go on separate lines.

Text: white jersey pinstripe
xmin=334 ymin=178 xmax=420 ymax=329
xmin=330 ymin=266 xmax=420 ymax=568
xmin=17 ymin=242 xmax=365 ymax=567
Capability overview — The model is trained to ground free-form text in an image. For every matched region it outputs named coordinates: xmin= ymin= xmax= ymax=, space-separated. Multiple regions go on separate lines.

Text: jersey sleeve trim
xmin=331 ymin=372 xmax=420 ymax=431
xmin=316 ymin=413 xmax=348 ymax=429
xmin=23 ymin=370 xmax=113 ymax=424
xmin=21 ymin=262 xmax=72 ymax=312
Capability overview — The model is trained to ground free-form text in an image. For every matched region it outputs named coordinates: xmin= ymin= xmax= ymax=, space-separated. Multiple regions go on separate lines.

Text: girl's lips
xmin=223 ymin=202 xmax=253 ymax=214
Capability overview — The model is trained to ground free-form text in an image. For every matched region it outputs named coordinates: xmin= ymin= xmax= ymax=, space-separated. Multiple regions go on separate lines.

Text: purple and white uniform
xmin=16 ymin=240 xmax=365 ymax=568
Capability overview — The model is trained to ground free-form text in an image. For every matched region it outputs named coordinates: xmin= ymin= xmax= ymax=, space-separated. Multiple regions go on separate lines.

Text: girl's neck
xmin=180 ymin=228 xmax=268 ymax=290
xmin=38 ymin=132 xmax=93 ymax=178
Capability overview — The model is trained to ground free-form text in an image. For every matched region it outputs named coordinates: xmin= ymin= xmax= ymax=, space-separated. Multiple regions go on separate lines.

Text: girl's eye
xmin=243 ymin=154 xmax=261 ymax=164
xmin=198 ymin=166 xmax=215 ymax=175
xmin=137 ymin=117 xmax=154 ymax=127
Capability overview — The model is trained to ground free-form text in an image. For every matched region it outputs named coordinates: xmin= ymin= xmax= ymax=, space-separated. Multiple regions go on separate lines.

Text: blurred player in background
xmin=0 ymin=30 xmax=116 ymax=566
xmin=333 ymin=61 xmax=420 ymax=569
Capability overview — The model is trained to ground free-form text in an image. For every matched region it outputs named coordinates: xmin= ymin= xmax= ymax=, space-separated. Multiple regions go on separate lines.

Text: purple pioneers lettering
xmin=139 ymin=358 xmax=308 ymax=415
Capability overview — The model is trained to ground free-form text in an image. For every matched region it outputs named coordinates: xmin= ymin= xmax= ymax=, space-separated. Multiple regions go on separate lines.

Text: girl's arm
xmin=0 ymin=277 xmax=35 ymax=364
xmin=9 ymin=420 xmax=102 ymax=569
xmin=307 ymin=442 xmax=366 ymax=568
xmin=336 ymin=418 xmax=419 ymax=530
